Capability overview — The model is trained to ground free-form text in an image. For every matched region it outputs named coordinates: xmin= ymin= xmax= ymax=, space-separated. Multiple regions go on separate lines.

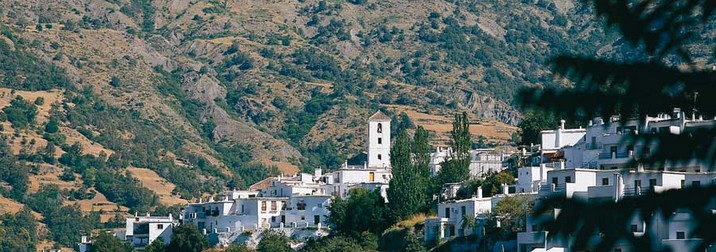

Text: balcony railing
xmin=599 ymin=151 xmax=632 ymax=160
xmin=624 ymin=186 xmax=654 ymax=196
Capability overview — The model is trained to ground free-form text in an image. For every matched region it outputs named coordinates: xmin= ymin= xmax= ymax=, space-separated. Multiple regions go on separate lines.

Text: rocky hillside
xmin=0 ymin=0 xmax=629 ymax=225
xmin=0 ymin=0 xmax=669 ymax=250
xmin=13 ymin=0 xmax=622 ymax=165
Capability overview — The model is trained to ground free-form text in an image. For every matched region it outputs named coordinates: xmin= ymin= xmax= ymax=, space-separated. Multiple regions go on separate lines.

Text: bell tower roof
xmin=368 ymin=111 xmax=391 ymax=121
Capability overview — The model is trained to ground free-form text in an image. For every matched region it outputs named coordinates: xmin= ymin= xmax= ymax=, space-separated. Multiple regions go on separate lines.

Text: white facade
xmin=539 ymin=120 xmax=586 ymax=163
xmin=367 ymin=111 xmax=391 ymax=168
xmin=430 ymin=147 xmax=511 ymax=177
xmin=517 ymin=167 xmax=716 ymax=252
xmin=124 ymin=214 xmax=176 ymax=247
xmin=561 ymin=112 xmax=716 ymax=170
xmin=425 ymin=184 xmax=536 ymax=242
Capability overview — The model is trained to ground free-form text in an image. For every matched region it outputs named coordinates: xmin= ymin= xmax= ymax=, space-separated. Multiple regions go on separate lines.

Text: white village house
xmin=516 ymin=112 xmax=716 ymax=252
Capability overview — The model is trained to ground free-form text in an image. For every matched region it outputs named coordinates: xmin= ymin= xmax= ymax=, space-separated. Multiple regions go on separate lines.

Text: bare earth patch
xmin=125 ymin=167 xmax=188 ymax=206
xmin=63 ymin=190 xmax=129 ymax=222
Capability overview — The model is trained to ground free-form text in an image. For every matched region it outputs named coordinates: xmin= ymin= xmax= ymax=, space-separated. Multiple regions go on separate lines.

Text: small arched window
xmin=377 ymin=123 xmax=383 ymax=133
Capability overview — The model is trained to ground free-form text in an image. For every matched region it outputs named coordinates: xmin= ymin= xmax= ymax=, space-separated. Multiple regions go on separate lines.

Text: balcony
xmin=517 ymin=231 xmax=546 ymax=245
xmin=662 ymin=238 xmax=703 ymax=252
xmin=598 ymin=151 xmax=631 ymax=160
xmin=623 ymin=186 xmax=654 ymax=196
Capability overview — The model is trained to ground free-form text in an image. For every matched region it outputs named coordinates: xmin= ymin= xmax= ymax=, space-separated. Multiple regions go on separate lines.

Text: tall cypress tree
xmin=436 ymin=112 xmax=472 ymax=184
xmin=388 ymin=130 xmax=428 ymax=220
xmin=412 ymin=126 xmax=431 ymax=179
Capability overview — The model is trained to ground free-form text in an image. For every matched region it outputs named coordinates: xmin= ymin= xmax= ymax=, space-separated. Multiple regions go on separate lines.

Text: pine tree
xmin=388 ymin=130 xmax=428 ymax=220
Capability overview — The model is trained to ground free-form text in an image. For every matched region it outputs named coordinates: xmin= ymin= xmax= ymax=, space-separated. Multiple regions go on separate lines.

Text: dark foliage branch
xmin=591 ymin=0 xmax=715 ymax=59
xmin=535 ymin=185 xmax=716 ymax=251
xmin=518 ymin=0 xmax=716 ymax=251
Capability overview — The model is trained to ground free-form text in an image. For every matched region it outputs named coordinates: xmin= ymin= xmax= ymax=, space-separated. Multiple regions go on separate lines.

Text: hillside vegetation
xmin=0 ymin=0 xmax=640 ymax=249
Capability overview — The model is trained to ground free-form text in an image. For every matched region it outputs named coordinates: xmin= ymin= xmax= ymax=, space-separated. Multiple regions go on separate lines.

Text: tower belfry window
xmin=377 ymin=123 xmax=382 ymax=133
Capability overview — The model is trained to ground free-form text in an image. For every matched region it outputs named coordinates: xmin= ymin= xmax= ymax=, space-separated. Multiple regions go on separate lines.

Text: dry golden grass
xmin=0 ymin=195 xmax=25 ymax=214
xmin=125 ymin=167 xmax=188 ymax=206
xmin=384 ymin=213 xmax=436 ymax=234
xmin=384 ymin=104 xmax=516 ymax=145
xmin=0 ymin=88 xmax=63 ymax=124
xmin=28 ymin=166 xmax=79 ymax=193
xmin=64 ymin=191 xmax=129 ymax=222
xmin=60 ymin=126 xmax=115 ymax=157
xmin=263 ymin=160 xmax=300 ymax=175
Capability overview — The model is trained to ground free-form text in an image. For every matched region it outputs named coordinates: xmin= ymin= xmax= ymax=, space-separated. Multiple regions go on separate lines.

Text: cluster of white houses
xmin=81 ymin=109 xmax=716 ymax=251
xmin=425 ymin=109 xmax=716 ymax=252
xmin=81 ymin=111 xmax=398 ymax=249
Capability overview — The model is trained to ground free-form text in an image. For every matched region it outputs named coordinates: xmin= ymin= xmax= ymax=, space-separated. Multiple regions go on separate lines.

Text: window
xmin=314 ymin=215 xmax=320 ymax=225
xmin=565 ymin=176 xmax=572 ymax=183
xmin=378 ymin=137 xmax=382 ymax=144
xmin=631 ymin=225 xmax=638 ymax=232
xmin=271 ymin=201 xmax=277 ymax=212
xmin=377 ymin=154 xmax=382 ymax=160
xmin=369 ymin=172 xmax=375 ymax=182
xmin=649 ymin=179 xmax=657 ymax=188
xmin=261 ymin=201 xmax=267 ymax=212
xmin=552 ymin=177 xmax=558 ymax=185
xmin=449 ymin=225 xmax=456 ymax=237
xmin=532 ymin=225 xmax=537 ymax=232
xmin=635 ymin=180 xmax=641 ymax=187
xmin=461 ymin=206 xmax=466 ymax=216
xmin=157 ymin=224 xmax=164 ymax=229
xmin=301 ymin=216 xmax=305 ymax=220
xmin=377 ymin=123 xmax=382 ymax=133
xmin=271 ymin=216 xmax=276 ymax=222
xmin=677 ymin=232 xmax=686 ymax=239
xmin=602 ymin=178 xmax=609 ymax=185
xmin=297 ymin=200 xmax=306 ymax=210
xmin=445 ymin=207 xmax=451 ymax=218
xmin=693 ymin=181 xmax=701 ymax=187
xmin=681 ymin=180 xmax=685 ymax=188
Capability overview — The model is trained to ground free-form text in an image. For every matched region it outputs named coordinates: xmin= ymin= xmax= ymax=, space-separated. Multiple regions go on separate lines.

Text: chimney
xmin=559 ymin=120 xmax=566 ymax=130
xmin=476 ymin=187 xmax=483 ymax=198
xmin=315 ymin=168 xmax=322 ymax=178
xmin=502 ymin=184 xmax=510 ymax=195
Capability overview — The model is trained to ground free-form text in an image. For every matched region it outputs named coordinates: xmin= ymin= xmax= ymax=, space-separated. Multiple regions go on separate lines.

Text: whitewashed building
xmin=179 ymin=111 xmax=394 ymax=247
xmin=516 ymin=112 xmax=716 ymax=252
xmin=125 ymin=214 xmax=177 ymax=247
xmin=430 ymin=147 xmax=512 ymax=178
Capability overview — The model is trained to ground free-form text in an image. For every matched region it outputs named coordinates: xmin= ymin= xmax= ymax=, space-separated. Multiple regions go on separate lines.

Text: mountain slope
xmin=0 ymin=0 xmax=624 ymax=204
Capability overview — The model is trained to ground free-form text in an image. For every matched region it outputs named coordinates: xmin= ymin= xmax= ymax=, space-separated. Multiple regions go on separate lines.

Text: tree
xmin=0 ymin=207 xmax=39 ymax=252
xmin=166 ymin=224 xmax=208 ymax=252
xmin=45 ymin=119 xmax=59 ymax=133
xmin=518 ymin=1 xmax=716 ymax=251
xmin=90 ymin=232 xmax=131 ymax=252
xmin=329 ymin=187 xmax=392 ymax=236
xmin=481 ymin=171 xmax=515 ymax=197
xmin=225 ymin=243 xmax=252 ymax=252
xmin=434 ymin=113 xmax=472 ymax=185
xmin=302 ymin=235 xmax=368 ymax=252
xmin=144 ymin=237 xmax=166 ymax=252
xmin=493 ymin=195 xmax=531 ymax=233
xmin=3 ymin=96 xmax=38 ymax=129
xmin=517 ymin=110 xmax=558 ymax=145
xmin=388 ymin=130 xmax=428 ymax=220
xmin=257 ymin=230 xmax=291 ymax=252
